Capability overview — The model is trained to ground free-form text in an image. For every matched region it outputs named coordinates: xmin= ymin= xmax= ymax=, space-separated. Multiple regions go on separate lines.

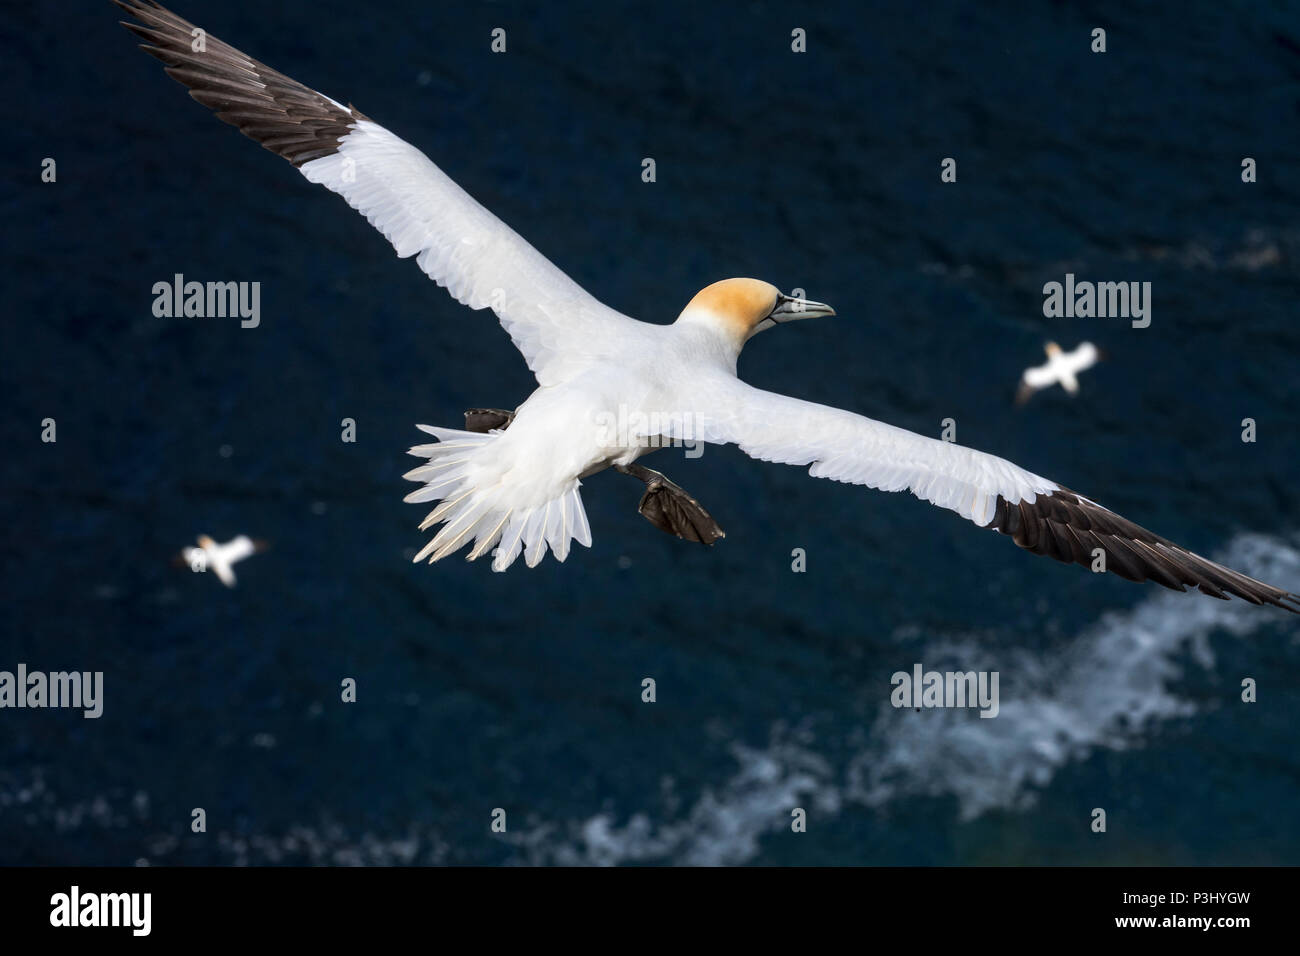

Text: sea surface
xmin=1 ymin=0 xmax=1298 ymax=865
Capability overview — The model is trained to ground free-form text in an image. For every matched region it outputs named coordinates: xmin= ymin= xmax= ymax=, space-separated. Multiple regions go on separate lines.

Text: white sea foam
xmin=4 ymin=536 xmax=1295 ymax=865
xmin=508 ymin=727 xmax=839 ymax=866
xmin=513 ymin=533 xmax=1299 ymax=863
xmin=852 ymin=534 xmax=1299 ymax=820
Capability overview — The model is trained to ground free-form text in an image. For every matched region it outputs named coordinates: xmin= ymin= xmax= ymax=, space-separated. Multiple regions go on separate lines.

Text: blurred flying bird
xmin=175 ymin=534 xmax=266 ymax=588
xmin=118 ymin=1 xmax=1298 ymax=610
xmin=1016 ymin=341 xmax=1101 ymax=405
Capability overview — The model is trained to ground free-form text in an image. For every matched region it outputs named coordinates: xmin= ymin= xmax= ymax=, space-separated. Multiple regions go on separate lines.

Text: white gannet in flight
xmin=118 ymin=2 xmax=1299 ymax=611
xmin=176 ymin=534 xmax=265 ymax=588
xmin=1016 ymin=341 xmax=1102 ymax=405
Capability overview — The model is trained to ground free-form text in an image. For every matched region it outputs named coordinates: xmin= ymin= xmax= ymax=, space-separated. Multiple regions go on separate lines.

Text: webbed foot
xmin=616 ymin=463 xmax=725 ymax=545
xmin=464 ymin=408 xmax=515 ymax=433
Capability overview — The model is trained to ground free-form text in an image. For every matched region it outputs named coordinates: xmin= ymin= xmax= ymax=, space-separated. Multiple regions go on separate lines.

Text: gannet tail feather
xmin=403 ymin=426 xmax=591 ymax=571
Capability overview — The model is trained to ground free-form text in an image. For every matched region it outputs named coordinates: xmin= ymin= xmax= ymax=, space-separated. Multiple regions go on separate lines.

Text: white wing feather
xmin=220 ymin=535 xmax=256 ymax=564
xmin=300 ymin=121 xmax=649 ymax=385
xmin=689 ymin=378 xmax=1058 ymax=527
xmin=117 ymin=0 xmax=647 ymax=386
xmin=1021 ymin=362 xmax=1058 ymax=388
xmin=1061 ymin=342 xmax=1100 ymax=374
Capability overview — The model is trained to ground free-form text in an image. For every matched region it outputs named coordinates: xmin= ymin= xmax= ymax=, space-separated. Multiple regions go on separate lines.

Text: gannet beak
xmin=752 ymin=293 xmax=837 ymax=334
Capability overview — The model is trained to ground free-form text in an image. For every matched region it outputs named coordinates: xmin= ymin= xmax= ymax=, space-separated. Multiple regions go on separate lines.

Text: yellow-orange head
xmin=675 ymin=278 xmax=835 ymax=350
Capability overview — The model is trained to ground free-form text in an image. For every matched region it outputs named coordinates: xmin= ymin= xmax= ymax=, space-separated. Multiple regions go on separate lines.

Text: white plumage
xmin=686 ymin=378 xmax=1058 ymax=528
xmin=118 ymin=1 xmax=1300 ymax=610
xmin=300 ymin=122 xmax=653 ymax=388
xmin=295 ymin=121 xmax=1057 ymax=563
xmin=180 ymin=535 xmax=259 ymax=588
xmin=1018 ymin=341 xmax=1101 ymax=403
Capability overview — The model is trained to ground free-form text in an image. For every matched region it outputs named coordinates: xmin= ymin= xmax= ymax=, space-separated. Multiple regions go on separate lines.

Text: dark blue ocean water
xmin=2 ymin=0 xmax=1298 ymax=864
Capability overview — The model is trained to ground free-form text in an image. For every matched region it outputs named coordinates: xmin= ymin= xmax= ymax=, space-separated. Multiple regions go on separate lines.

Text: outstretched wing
xmin=688 ymin=377 xmax=1299 ymax=611
xmin=1020 ymin=362 xmax=1057 ymax=389
xmin=1061 ymin=342 xmax=1100 ymax=374
xmin=115 ymin=0 xmax=647 ymax=385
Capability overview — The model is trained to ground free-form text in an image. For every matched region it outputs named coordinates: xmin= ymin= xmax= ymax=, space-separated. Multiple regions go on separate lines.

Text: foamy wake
xmin=507 ymin=727 xmax=841 ymax=867
xmin=4 ymin=535 xmax=1296 ymax=865
xmin=510 ymin=532 xmax=1299 ymax=864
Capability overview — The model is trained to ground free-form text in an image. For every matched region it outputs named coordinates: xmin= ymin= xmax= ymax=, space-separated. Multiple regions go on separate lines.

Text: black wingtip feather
xmin=990 ymin=487 xmax=1299 ymax=612
xmin=115 ymin=0 xmax=365 ymax=167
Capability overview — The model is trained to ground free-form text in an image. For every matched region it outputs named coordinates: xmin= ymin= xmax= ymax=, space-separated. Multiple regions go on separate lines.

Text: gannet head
xmin=675 ymin=278 xmax=836 ymax=349
xmin=197 ymin=534 xmax=217 ymax=550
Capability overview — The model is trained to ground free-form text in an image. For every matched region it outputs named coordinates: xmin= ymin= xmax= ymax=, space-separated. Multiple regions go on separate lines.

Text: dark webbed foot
xmin=464 ymin=408 xmax=515 ymax=433
xmin=616 ymin=463 xmax=725 ymax=545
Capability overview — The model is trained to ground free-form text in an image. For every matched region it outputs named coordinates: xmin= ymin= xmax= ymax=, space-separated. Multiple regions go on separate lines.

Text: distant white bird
xmin=1016 ymin=341 xmax=1101 ymax=405
xmin=119 ymin=2 xmax=1298 ymax=611
xmin=177 ymin=535 xmax=264 ymax=588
